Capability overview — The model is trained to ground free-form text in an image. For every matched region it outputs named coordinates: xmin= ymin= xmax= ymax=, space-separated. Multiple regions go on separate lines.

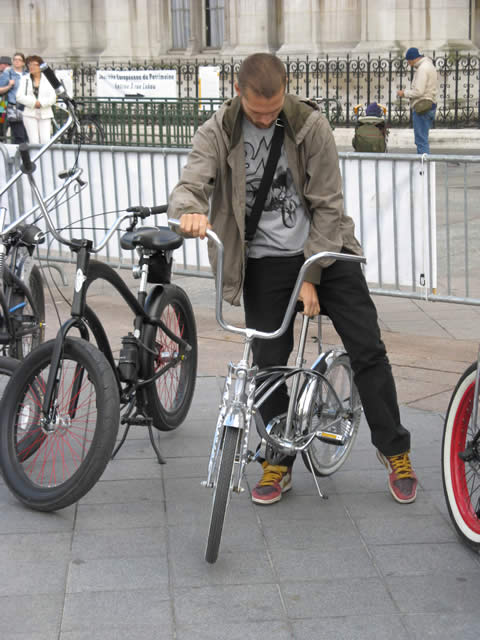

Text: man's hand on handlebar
xmin=178 ymin=213 xmax=212 ymax=239
xmin=298 ymin=281 xmax=321 ymax=317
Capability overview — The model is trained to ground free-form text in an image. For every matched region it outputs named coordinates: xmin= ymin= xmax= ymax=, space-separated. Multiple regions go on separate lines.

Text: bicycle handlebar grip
xmin=40 ymin=63 xmax=62 ymax=91
xmin=18 ymin=143 xmax=35 ymax=175
xmin=127 ymin=205 xmax=168 ymax=218
xmin=149 ymin=205 xmax=168 ymax=215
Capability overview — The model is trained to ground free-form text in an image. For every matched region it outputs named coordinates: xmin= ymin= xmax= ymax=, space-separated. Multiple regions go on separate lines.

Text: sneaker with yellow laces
xmin=376 ymin=450 xmax=418 ymax=503
xmin=251 ymin=461 xmax=292 ymax=505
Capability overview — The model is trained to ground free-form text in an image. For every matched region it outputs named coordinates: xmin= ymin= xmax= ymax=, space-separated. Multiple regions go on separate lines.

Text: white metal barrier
xmin=0 ymin=143 xmax=478 ymax=305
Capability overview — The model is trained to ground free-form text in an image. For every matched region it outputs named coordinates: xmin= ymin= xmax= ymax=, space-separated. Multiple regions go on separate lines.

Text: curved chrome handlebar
xmin=167 ymin=218 xmax=366 ymax=341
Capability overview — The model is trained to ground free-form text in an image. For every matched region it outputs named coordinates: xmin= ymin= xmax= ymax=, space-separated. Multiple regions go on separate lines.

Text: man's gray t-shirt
xmin=243 ymin=117 xmax=309 ymax=258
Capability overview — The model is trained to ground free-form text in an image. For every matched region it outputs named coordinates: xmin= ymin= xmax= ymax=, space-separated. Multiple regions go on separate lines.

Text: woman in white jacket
xmin=16 ymin=55 xmax=56 ymax=144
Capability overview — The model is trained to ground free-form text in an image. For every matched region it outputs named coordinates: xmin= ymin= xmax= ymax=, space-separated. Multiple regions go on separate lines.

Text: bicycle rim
xmin=143 ymin=287 xmax=197 ymax=430
xmin=302 ymin=354 xmax=361 ymax=476
xmin=443 ymin=365 xmax=480 ymax=548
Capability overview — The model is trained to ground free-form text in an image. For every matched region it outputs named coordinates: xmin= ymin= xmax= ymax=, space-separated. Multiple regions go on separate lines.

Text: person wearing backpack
xmin=352 ymin=102 xmax=387 ymax=152
xmin=397 ymin=47 xmax=437 ymax=154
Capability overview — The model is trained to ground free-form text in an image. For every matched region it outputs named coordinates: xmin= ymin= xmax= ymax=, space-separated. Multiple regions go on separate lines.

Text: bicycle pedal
xmin=315 ymin=431 xmax=345 ymax=447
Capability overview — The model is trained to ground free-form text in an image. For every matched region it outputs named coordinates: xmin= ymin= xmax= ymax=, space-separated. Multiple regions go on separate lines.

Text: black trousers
xmin=243 ymin=253 xmax=410 ymax=464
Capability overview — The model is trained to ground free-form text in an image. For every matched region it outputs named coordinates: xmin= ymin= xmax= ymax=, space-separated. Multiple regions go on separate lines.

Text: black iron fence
xmin=58 ymin=51 xmax=480 ymax=128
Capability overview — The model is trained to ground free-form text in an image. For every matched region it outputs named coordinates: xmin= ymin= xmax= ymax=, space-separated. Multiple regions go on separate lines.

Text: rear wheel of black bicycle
xmin=0 ymin=338 xmax=120 ymax=512
xmin=301 ymin=353 xmax=361 ymax=476
xmin=205 ymin=426 xmax=238 ymax=564
xmin=10 ymin=264 xmax=45 ymax=359
xmin=142 ymin=286 xmax=197 ymax=431
xmin=442 ymin=363 xmax=480 ymax=551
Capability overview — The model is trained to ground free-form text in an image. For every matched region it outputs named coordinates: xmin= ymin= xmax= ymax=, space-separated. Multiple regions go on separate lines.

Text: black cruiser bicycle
xmin=0 ymin=65 xmax=197 ymax=512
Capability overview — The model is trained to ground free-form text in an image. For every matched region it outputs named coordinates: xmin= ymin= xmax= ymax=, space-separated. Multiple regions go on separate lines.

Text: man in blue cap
xmin=397 ymin=47 xmax=437 ymax=154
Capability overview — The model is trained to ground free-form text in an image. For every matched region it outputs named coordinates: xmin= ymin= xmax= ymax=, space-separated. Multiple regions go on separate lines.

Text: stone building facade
xmin=0 ymin=0 xmax=477 ymax=64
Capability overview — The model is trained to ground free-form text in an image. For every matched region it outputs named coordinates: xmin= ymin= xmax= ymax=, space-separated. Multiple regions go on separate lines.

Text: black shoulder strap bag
xmin=245 ymin=118 xmax=285 ymax=248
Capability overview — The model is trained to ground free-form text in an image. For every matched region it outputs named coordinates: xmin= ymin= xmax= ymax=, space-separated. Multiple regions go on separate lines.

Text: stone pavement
xmin=1 ymin=267 xmax=480 ymax=639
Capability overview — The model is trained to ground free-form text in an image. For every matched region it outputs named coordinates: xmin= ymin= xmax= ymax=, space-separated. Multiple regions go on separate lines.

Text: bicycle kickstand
xmin=303 ymin=448 xmax=328 ymax=500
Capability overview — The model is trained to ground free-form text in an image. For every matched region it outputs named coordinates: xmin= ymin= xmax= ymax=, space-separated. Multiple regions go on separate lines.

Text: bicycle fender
xmin=142 ymin=283 xmax=166 ymax=319
xmin=224 ymin=406 xmax=244 ymax=430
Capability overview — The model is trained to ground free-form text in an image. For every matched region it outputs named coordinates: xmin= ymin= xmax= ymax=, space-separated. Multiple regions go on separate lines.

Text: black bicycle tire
xmin=301 ymin=353 xmax=361 ymax=477
xmin=0 ymin=337 xmax=120 ymax=512
xmin=10 ymin=264 xmax=45 ymax=359
xmin=142 ymin=285 xmax=197 ymax=431
xmin=205 ymin=426 xmax=238 ymax=564
xmin=442 ymin=363 xmax=480 ymax=551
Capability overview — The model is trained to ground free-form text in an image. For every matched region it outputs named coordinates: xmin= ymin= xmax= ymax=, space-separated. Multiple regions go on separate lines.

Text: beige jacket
xmin=404 ymin=57 xmax=437 ymax=109
xmin=168 ymin=94 xmax=362 ymax=305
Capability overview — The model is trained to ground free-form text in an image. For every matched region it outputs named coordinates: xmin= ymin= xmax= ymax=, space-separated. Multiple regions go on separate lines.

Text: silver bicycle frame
xmin=168 ymin=218 xmax=366 ymax=493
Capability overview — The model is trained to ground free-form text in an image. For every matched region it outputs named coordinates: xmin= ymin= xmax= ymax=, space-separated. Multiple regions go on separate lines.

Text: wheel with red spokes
xmin=442 ymin=363 xmax=480 ymax=551
xmin=142 ymin=285 xmax=197 ymax=431
xmin=0 ymin=337 xmax=120 ymax=512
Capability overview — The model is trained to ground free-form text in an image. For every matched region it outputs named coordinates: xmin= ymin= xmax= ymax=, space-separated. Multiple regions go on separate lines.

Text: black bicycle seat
xmin=120 ymin=226 xmax=183 ymax=252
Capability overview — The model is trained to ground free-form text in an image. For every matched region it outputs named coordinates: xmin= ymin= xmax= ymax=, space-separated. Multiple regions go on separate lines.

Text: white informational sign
xmin=95 ymin=69 xmax=177 ymax=98
xmin=341 ymin=158 xmax=437 ymax=290
xmin=55 ymin=69 xmax=74 ymax=98
xmin=199 ymin=66 xmax=221 ymax=110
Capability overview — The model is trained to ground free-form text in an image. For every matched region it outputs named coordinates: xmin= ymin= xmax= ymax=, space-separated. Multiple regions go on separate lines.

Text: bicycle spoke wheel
xmin=442 ymin=363 xmax=480 ymax=550
xmin=142 ymin=286 xmax=197 ymax=431
xmin=205 ymin=426 xmax=238 ymax=564
xmin=0 ymin=338 xmax=120 ymax=512
xmin=301 ymin=353 xmax=361 ymax=476
xmin=10 ymin=264 xmax=45 ymax=359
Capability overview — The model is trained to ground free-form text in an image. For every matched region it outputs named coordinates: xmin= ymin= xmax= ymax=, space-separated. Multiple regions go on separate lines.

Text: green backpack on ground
xmin=352 ymin=123 xmax=386 ymax=152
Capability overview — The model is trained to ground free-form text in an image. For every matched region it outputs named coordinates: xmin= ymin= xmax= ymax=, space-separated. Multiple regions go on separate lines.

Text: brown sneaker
xmin=377 ymin=450 xmax=418 ymax=504
xmin=251 ymin=461 xmax=292 ymax=505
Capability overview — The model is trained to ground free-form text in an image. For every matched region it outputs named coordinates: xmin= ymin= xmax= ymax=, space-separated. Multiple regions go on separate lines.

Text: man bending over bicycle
xmin=169 ymin=53 xmax=417 ymax=505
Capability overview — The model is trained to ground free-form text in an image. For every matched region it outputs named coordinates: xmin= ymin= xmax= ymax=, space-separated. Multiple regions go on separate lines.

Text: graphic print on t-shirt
xmin=244 ymin=134 xmax=301 ymax=229
xmin=243 ymin=118 xmax=309 ymax=258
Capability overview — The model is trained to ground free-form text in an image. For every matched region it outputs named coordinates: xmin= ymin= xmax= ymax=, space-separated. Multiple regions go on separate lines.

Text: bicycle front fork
xmin=204 ymin=360 xmax=257 ymax=493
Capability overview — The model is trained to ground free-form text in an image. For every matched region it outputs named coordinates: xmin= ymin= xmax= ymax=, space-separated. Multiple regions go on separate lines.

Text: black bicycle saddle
xmin=120 ymin=226 xmax=183 ymax=252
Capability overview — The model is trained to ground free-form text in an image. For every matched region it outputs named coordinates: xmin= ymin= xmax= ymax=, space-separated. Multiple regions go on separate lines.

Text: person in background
xmin=16 ymin=55 xmax=56 ymax=144
xmin=397 ymin=47 xmax=437 ymax=154
xmin=0 ymin=53 xmax=28 ymax=144
xmin=352 ymin=101 xmax=388 ymax=153
xmin=0 ymin=56 xmax=12 ymax=142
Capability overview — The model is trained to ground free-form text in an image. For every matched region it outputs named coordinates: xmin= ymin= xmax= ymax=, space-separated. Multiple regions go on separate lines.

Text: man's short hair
xmin=237 ymin=53 xmax=286 ymax=98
